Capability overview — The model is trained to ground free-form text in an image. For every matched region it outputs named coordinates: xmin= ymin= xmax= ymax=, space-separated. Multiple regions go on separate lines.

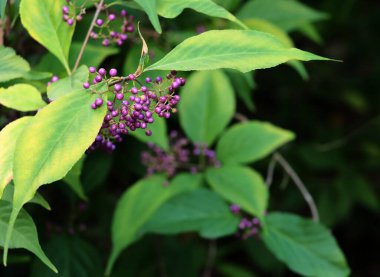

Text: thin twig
xmin=72 ymin=0 xmax=105 ymax=73
xmin=274 ymin=153 xmax=319 ymax=222
xmin=202 ymin=240 xmax=217 ymax=277
xmin=265 ymin=155 xmax=277 ymax=187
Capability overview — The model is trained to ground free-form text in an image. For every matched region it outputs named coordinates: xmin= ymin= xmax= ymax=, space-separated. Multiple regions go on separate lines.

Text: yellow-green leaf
xmin=20 ymin=0 xmax=75 ymax=74
xmin=146 ymin=30 xmax=330 ymax=73
xmin=0 ymin=84 xmax=46 ymax=112
xmin=0 ymin=117 xmax=32 ymax=198
xmin=0 ymin=47 xmax=30 ymax=83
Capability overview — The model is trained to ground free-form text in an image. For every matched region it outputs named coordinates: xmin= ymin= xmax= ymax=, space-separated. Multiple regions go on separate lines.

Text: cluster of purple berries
xmin=47 ymin=75 xmax=59 ymax=86
xmin=90 ymin=9 xmax=135 ymax=47
xmin=230 ymin=204 xmax=262 ymax=240
xmin=62 ymin=0 xmax=85 ymax=26
xmin=141 ymin=131 xmax=221 ymax=179
xmin=85 ymin=67 xmax=185 ymax=152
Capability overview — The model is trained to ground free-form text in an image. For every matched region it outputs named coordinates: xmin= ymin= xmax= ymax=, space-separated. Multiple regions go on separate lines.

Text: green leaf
xmin=106 ymin=173 xmax=202 ymax=275
xmin=142 ymin=188 xmax=239 ymax=238
xmin=0 ymin=117 xmax=32 ymax=198
xmin=0 ymin=200 xmax=57 ymax=273
xmin=63 ymin=156 xmax=87 ymax=201
xmin=145 ymin=30 xmax=330 ymax=73
xmin=156 ymin=0 xmax=247 ymax=29
xmin=0 ymin=84 xmax=46 ymax=111
xmin=30 ymin=235 xmax=103 ymax=277
xmin=0 ymin=47 xmax=30 ymax=83
xmin=22 ymin=71 xmax=52 ymax=81
xmin=131 ymin=114 xmax=169 ymax=151
xmin=2 ymin=183 xmax=51 ymax=210
xmin=206 ymin=165 xmax=268 ymax=217
xmin=47 ymin=65 xmax=88 ymax=101
xmin=3 ymin=89 xmax=106 ymax=264
xmin=299 ymin=23 xmax=324 ymax=44
xmin=225 ymin=69 xmax=255 ymax=112
xmin=0 ymin=0 xmax=7 ymax=18
xmin=236 ymin=0 xmax=328 ymax=32
xmin=179 ymin=70 xmax=235 ymax=146
xmin=20 ymin=0 xmax=75 ymax=74
xmin=216 ymin=121 xmax=295 ymax=164
xmin=262 ymin=212 xmax=350 ymax=277
xmin=134 ymin=0 xmax=162 ymax=34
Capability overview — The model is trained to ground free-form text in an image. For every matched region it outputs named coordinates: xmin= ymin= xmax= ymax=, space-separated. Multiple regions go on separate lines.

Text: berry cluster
xmin=85 ymin=67 xmax=185 ymax=152
xmin=62 ymin=0 xmax=86 ymax=26
xmin=90 ymin=9 xmax=135 ymax=47
xmin=47 ymin=75 xmax=59 ymax=86
xmin=141 ymin=131 xmax=221 ymax=179
xmin=230 ymin=204 xmax=262 ymax=240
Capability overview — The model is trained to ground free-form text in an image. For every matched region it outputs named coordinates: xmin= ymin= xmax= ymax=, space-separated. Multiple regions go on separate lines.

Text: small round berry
xmin=111 ymin=110 xmax=118 ymax=117
xmin=156 ymin=76 xmax=163 ymax=83
xmin=134 ymin=104 xmax=142 ymax=110
xmin=114 ymin=83 xmax=122 ymax=91
xmin=145 ymin=130 xmax=152 ymax=136
xmin=102 ymin=39 xmax=110 ymax=46
xmin=120 ymin=34 xmax=128 ymax=41
xmin=140 ymin=86 xmax=147 ymax=93
xmin=109 ymin=68 xmax=118 ymax=77
xmin=96 ymin=19 xmax=103 ymax=26
xmin=128 ymin=74 xmax=136 ymax=80
xmin=121 ymin=9 xmax=127 ymax=16
xmin=67 ymin=18 xmax=74 ymax=26
xmin=131 ymin=87 xmax=138 ymax=94
xmin=95 ymin=98 xmax=103 ymax=106
xmin=95 ymin=75 xmax=103 ymax=82
xmin=62 ymin=6 xmax=69 ymax=14
xmin=76 ymin=15 xmax=83 ymax=21
xmin=90 ymin=32 xmax=98 ymax=39
xmin=116 ymin=93 xmax=124 ymax=100
xmin=145 ymin=77 xmax=152 ymax=83
xmin=83 ymin=82 xmax=90 ymax=89
xmin=108 ymin=14 xmax=116 ymax=21
xmin=89 ymin=66 xmax=96 ymax=73
xmin=98 ymin=68 xmax=106 ymax=75
xmin=91 ymin=103 xmax=97 ymax=109
xmin=107 ymin=101 xmax=113 ymax=106
xmin=51 ymin=75 xmax=59 ymax=82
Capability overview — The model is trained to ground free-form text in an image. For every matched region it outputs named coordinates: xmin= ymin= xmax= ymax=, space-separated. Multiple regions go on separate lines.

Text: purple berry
xmin=121 ymin=10 xmax=127 ymax=17
xmin=102 ymin=39 xmax=110 ymax=46
xmin=116 ymin=93 xmax=124 ymax=100
xmin=83 ymin=82 xmax=90 ymax=89
xmin=51 ymin=75 xmax=59 ymax=82
xmin=95 ymin=98 xmax=103 ymax=106
xmin=145 ymin=130 xmax=152 ymax=136
xmin=108 ymin=14 xmax=116 ymax=21
xmin=131 ymin=87 xmax=138 ymax=94
xmin=145 ymin=77 xmax=152 ymax=83
xmin=95 ymin=75 xmax=103 ymax=82
xmin=89 ymin=66 xmax=96 ymax=73
xmin=114 ymin=83 xmax=122 ymax=91
xmin=62 ymin=6 xmax=69 ymax=14
xmin=156 ymin=76 xmax=163 ymax=83
xmin=109 ymin=68 xmax=117 ymax=77
xmin=96 ymin=19 xmax=103 ymax=26
xmin=91 ymin=103 xmax=97 ymax=109
xmin=98 ymin=68 xmax=106 ymax=75
xmin=67 ymin=18 xmax=74 ymax=26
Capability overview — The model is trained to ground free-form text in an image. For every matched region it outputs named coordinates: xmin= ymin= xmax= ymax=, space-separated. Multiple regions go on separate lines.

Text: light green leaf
xmin=142 ymin=188 xmax=239 ymax=238
xmin=263 ymin=212 xmax=350 ymax=277
xmin=156 ymin=0 xmax=247 ymax=29
xmin=106 ymin=173 xmax=202 ymax=275
xmin=3 ymin=89 xmax=106 ymax=264
xmin=2 ymin=183 xmax=51 ymax=210
xmin=20 ymin=0 xmax=75 ymax=74
xmin=22 ymin=71 xmax=52 ymax=81
xmin=131 ymin=114 xmax=169 ymax=151
xmin=30 ymin=235 xmax=103 ymax=277
xmin=179 ymin=70 xmax=235 ymax=146
xmin=237 ymin=0 xmax=328 ymax=32
xmin=63 ymin=156 xmax=87 ymax=201
xmin=0 ymin=200 xmax=57 ymax=273
xmin=0 ymin=47 xmax=30 ymax=83
xmin=0 ymin=0 xmax=7 ymax=18
xmin=206 ymin=166 xmax=268 ymax=217
xmin=134 ymin=0 xmax=162 ymax=34
xmin=0 ymin=84 xmax=46 ymax=111
xmin=47 ymin=65 xmax=88 ymax=101
xmin=146 ymin=30 xmax=330 ymax=73
xmin=0 ymin=117 xmax=32 ymax=198
xmin=216 ymin=121 xmax=295 ymax=164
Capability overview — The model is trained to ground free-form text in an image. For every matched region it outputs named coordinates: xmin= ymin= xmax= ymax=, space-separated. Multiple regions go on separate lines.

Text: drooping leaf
xmin=134 ymin=0 xmax=162 ymax=33
xmin=0 ymin=84 xmax=46 ymax=111
xmin=216 ymin=121 xmax=295 ymax=164
xmin=179 ymin=70 xmax=235 ymax=146
xmin=47 ymin=65 xmax=88 ymax=101
xmin=142 ymin=188 xmax=239 ymax=238
xmin=0 ymin=47 xmax=30 ymax=83
xmin=20 ymin=0 xmax=75 ymax=74
xmin=236 ymin=0 xmax=328 ymax=32
xmin=146 ymin=30 xmax=330 ymax=73
xmin=206 ymin=165 xmax=268 ymax=217
xmin=0 ymin=200 xmax=57 ymax=272
xmin=262 ymin=212 xmax=350 ymax=277
xmin=2 ymin=183 xmax=51 ymax=210
xmin=0 ymin=117 xmax=32 ymax=198
xmin=106 ymin=173 xmax=202 ymax=275
xmin=131 ymin=114 xmax=169 ymax=151
xmin=156 ymin=0 xmax=247 ymax=29
xmin=3 ymin=89 xmax=106 ymax=263
xmin=63 ymin=156 xmax=87 ymax=201
xmin=30 ymin=235 xmax=103 ymax=277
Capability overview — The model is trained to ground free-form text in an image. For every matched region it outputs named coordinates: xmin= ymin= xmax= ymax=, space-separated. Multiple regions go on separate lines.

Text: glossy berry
xmin=96 ymin=19 xmax=103 ymax=26
xmin=89 ymin=67 xmax=96 ymax=73
xmin=95 ymin=98 xmax=103 ymax=106
xmin=83 ymin=82 xmax=90 ymax=89
xmin=98 ymin=68 xmax=106 ymax=75
xmin=108 ymin=14 xmax=116 ymax=21
xmin=109 ymin=68 xmax=117 ymax=77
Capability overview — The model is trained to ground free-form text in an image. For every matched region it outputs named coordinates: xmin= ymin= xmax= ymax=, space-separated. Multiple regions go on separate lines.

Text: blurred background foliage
xmin=0 ymin=0 xmax=379 ymax=276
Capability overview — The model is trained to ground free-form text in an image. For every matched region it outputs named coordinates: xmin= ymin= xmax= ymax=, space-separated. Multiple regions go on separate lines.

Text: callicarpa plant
xmin=0 ymin=0 xmax=351 ymax=276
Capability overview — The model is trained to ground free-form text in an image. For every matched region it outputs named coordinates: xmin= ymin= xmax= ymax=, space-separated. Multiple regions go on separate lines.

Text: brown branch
xmin=0 ymin=19 xmax=4 ymax=46
xmin=72 ymin=0 xmax=105 ymax=74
